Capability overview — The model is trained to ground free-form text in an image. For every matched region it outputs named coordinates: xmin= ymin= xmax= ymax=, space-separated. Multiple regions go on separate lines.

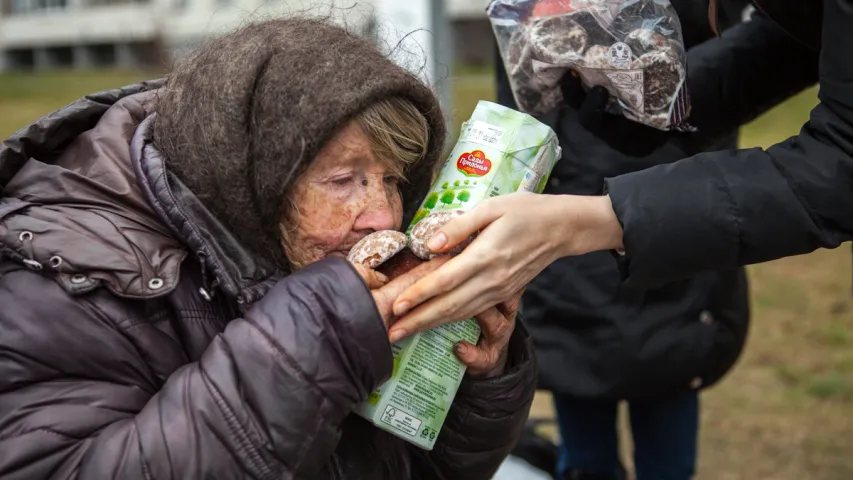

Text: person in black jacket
xmin=488 ymin=2 xmax=758 ymax=479
xmin=386 ymin=0 xmax=834 ymax=344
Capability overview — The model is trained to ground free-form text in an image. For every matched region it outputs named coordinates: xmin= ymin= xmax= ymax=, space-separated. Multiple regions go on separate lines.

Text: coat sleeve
xmin=604 ymin=0 xmax=853 ymax=288
xmin=0 ymin=258 xmax=392 ymax=479
xmin=408 ymin=321 xmax=538 ymax=480
xmin=686 ymin=10 xmax=820 ymax=138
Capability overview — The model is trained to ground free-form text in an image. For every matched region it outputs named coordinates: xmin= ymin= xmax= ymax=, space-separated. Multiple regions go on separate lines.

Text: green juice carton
xmin=353 ymin=100 xmax=562 ymax=450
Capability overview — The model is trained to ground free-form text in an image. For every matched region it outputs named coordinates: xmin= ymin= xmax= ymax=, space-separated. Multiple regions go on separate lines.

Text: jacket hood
xmin=153 ymin=19 xmax=447 ymax=273
xmin=0 ymin=80 xmax=188 ymax=299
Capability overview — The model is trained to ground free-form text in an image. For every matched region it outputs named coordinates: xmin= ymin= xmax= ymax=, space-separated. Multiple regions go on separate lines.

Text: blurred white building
xmin=445 ymin=0 xmax=492 ymax=65
xmin=0 ymin=0 xmax=493 ymax=71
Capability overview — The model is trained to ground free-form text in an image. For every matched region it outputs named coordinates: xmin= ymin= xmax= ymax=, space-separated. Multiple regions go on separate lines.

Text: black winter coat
xmin=0 ymin=86 xmax=537 ymax=479
xmin=495 ymin=0 xmax=818 ymax=401
xmin=607 ymin=0 xmax=844 ymax=289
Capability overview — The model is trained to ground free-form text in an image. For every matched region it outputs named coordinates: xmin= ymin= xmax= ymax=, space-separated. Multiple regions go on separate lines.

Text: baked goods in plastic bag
xmin=488 ymin=0 xmax=694 ymax=131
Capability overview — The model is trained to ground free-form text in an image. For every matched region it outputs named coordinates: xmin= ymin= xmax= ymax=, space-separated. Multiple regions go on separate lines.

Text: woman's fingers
xmin=498 ymin=288 xmax=524 ymax=319
xmin=371 ymin=256 xmax=450 ymax=327
xmin=394 ymin=195 xmax=539 ymax=318
xmin=392 ymin=227 xmax=527 ymax=333
xmin=352 ymin=263 xmax=389 ymax=289
xmin=453 ymin=306 xmax=512 ymax=377
xmin=390 ymin=199 xmax=509 ymax=317
xmin=475 ymin=303 xmax=513 ymax=340
xmin=389 ymin=292 xmax=471 ymax=342
xmin=425 ymin=198 xmax=505 ymax=254
xmin=388 ymin=262 xmax=503 ymax=342
xmin=454 ymin=341 xmax=500 ymax=376
xmin=391 ymin=249 xmax=480 ymax=318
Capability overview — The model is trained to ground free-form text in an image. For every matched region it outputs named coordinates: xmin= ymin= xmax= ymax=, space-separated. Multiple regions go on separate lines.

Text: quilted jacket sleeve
xmin=409 ymin=322 xmax=538 ymax=480
xmin=604 ymin=0 xmax=853 ymax=288
xmin=0 ymin=258 xmax=392 ymax=479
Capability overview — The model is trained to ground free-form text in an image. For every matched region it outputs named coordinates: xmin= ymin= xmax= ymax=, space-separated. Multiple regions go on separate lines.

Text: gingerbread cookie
xmin=632 ymin=49 xmax=684 ymax=113
xmin=529 ymin=15 xmax=588 ymax=64
xmin=625 ymin=29 xmax=670 ymax=56
xmin=347 ymin=230 xmax=408 ymax=269
xmin=583 ymin=44 xmax=612 ymax=69
xmin=506 ymin=26 xmax=534 ymax=77
xmin=567 ymin=10 xmax=618 ymax=47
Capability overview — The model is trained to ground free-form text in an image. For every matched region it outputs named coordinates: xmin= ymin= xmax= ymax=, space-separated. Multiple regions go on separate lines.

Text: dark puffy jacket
xmin=494 ymin=0 xmax=815 ymax=401
xmin=0 ymin=84 xmax=537 ymax=479
xmin=606 ymin=0 xmax=844 ymax=288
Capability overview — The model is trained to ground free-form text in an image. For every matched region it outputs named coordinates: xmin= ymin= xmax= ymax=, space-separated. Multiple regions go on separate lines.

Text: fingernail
xmin=394 ymin=301 xmax=410 ymax=316
xmin=454 ymin=342 xmax=468 ymax=356
xmin=427 ymin=233 xmax=446 ymax=251
xmin=375 ymin=272 xmax=389 ymax=283
xmin=389 ymin=329 xmax=407 ymax=343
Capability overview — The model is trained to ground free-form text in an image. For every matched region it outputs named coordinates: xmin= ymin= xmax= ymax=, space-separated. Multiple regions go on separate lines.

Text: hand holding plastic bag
xmin=488 ymin=0 xmax=694 ymax=131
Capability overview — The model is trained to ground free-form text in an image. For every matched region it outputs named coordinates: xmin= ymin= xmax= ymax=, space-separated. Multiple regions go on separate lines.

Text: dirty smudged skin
xmin=283 ymin=121 xmax=404 ymax=269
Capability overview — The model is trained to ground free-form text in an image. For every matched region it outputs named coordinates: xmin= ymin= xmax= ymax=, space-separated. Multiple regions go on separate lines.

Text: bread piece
xmin=347 ymin=230 xmax=408 ymax=268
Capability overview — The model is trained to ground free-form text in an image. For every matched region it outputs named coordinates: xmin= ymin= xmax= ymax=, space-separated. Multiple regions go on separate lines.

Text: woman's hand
xmin=387 ymin=193 xmax=623 ymax=339
xmin=454 ymin=290 xmax=523 ymax=378
xmin=353 ymin=256 xmax=451 ymax=329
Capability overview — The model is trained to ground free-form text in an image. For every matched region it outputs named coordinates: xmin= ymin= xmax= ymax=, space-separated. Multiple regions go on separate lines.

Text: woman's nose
xmin=353 ymin=184 xmax=398 ymax=232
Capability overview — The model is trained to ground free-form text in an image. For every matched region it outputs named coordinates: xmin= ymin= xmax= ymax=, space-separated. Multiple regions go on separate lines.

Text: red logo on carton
xmin=456 ymin=150 xmax=492 ymax=177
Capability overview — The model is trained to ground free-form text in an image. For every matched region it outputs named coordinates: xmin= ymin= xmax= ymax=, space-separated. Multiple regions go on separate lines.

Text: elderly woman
xmin=0 ymin=19 xmax=536 ymax=479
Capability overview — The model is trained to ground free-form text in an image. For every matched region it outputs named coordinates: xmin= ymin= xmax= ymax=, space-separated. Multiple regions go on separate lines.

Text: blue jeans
xmin=553 ymin=392 xmax=699 ymax=480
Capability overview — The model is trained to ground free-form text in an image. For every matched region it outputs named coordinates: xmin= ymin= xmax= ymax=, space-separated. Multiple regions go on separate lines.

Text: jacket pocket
xmin=697 ymin=268 xmax=751 ymax=389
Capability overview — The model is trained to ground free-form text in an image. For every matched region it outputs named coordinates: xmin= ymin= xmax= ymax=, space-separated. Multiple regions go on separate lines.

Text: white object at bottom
xmin=491 ymin=455 xmax=553 ymax=480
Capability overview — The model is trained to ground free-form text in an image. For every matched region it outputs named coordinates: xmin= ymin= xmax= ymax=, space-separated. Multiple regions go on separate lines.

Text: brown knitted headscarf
xmin=152 ymin=18 xmax=447 ymax=271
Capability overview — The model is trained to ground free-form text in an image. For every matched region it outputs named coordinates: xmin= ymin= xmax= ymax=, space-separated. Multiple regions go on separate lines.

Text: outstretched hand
xmin=387 ymin=193 xmax=623 ymax=340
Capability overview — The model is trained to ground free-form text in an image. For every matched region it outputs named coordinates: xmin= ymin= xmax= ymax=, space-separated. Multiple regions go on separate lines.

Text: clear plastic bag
xmin=488 ymin=0 xmax=693 ymax=131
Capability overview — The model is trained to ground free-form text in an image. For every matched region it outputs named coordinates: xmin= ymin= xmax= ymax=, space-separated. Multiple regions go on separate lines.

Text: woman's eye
xmin=384 ymin=176 xmax=400 ymax=185
xmin=331 ymin=177 xmax=353 ymax=186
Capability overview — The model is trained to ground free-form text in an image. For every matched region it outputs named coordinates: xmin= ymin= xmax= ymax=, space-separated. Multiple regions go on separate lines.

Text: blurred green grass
xmin=1 ymin=68 xmax=851 ymax=480
xmin=0 ymin=70 xmax=164 ymax=139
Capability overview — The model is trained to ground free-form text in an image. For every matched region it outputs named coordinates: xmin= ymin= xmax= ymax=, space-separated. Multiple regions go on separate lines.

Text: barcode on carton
xmin=464 ymin=121 xmax=505 ymax=147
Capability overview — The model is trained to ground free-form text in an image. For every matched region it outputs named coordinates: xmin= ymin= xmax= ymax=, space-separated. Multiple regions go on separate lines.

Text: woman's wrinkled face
xmin=284 ymin=120 xmax=404 ymax=268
